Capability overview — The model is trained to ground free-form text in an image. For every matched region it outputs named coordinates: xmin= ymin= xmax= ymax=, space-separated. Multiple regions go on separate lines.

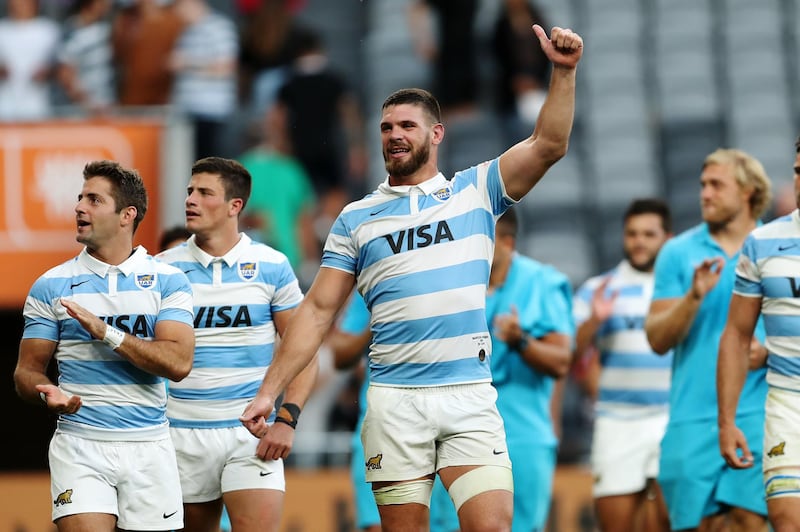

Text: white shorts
xmin=49 ymin=430 xmax=184 ymax=530
xmin=764 ymin=387 xmax=800 ymax=499
xmin=361 ymin=383 xmax=512 ymax=483
xmin=171 ymin=425 xmax=285 ymax=502
xmin=591 ymin=412 xmax=668 ymax=498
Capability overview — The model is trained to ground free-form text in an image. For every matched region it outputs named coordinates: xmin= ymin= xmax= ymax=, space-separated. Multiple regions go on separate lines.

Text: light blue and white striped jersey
xmin=157 ymin=234 xmax=303 ymax=428
xmin=574 ymin=261 xmax=672 ymax=418
xmin=322 ymin=158 xmax=515 ymax=387
xmin=22 ymin=246 xmax=194 ymax=440
xmin=735 ymin=210 xmax=800 ymax=392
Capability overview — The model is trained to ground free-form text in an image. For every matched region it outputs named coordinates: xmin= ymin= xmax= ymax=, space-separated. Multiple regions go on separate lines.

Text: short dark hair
xmin=795 ymin=136 xmax=800 ymax=153
xmin=191 ymin=157 xmax=252 ymax=210
xmin=159 ymin=226 xmax=191 ymax=252
xmin=623 ymin=198 xmax=672 ymax=233
xmin=382 ymin=88 xmax=442 ymax=126
xmin=83 ymin=160 xmax=148 ymax=232
xmin=496 ymin=207 xmax=519 ymax=238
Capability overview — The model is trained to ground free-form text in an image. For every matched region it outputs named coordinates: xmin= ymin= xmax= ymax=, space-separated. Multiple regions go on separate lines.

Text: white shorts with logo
xmin=591 ymin=412 xmax=669 ymax=498
xmin=361 ymin=383 xmax=512 ymax=483
xmin=170 ymin=425 xmax=285 ymax=502
xmin=49 ymin=430 xmax=184 ymax=530
xmin=764 ymin=387 xmax=800 ymax=499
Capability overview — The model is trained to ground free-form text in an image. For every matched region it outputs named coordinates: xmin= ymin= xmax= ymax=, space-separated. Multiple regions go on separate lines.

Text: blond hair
xmin=703 ymin=148 xmax=773 ymax=219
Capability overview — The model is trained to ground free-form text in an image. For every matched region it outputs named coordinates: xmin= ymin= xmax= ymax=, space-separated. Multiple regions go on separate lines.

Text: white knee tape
xmin=373 ymin=479 xmax=434 ymax=506
xmin=448 ymin=465 xmax=513 ymax=511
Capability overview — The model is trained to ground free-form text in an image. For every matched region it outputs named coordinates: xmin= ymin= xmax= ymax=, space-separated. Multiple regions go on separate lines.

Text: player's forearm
xmin=13 ymin=367 xmax=52 ymax=404
xmin=529 ymin=66 xmax=576 ymax=163
xmin=717 ymin=327 xmax=751 ymax=428
xmin=115 ymin=335 xmax=193 ymax=381
xmin=519 ymin=334 xmax=572 ymax=378
xmin=645 ymin=293 xmax=702 ymax=354
xmin=282 ymin=352 xmax=319 ymax=410
xmin=573 ymin=317 xmax=600 ymax=361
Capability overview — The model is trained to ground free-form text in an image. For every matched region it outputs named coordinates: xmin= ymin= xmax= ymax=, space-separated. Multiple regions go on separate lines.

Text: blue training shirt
xmin=488 ymin=254 xmax=574 ymax=447
xmin=652 ymin=223 xmax=767 ymax=424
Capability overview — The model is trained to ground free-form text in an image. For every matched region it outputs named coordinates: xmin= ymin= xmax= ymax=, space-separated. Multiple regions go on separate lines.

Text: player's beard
xmin=384 ymin=140 xmax=431 ymax=178
xmin=625 ymin=248 xmax=657 ymax=272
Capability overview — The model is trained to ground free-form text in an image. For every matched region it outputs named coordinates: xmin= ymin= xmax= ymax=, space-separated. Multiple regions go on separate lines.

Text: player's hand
xmin=60 ymin=298 xmax=106 ymax=340
xmin=719 ymin=423 xmax=754 ymax=469
xmin=690 ymin=257 xmax=725 ymax=301
xmin=239 ymin=395 xmax=275 ymax=437
xmin=533 ymin=25 xmax=583 ymax=70
xmin=591 ymin=276 xmax=618 ymax=323
xmin=36 ymin=383 xmax=82 ymax=414
xmin=255 ymin=421 xmax=296 ymax=461
xmin=494 ymin=305 xmax=524 ymax=347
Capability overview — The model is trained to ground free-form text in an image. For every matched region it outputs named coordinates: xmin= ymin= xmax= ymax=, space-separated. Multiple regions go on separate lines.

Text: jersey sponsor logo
xmin=194 ymin=305 xmax=253 ymax=328
xmin=383 ymin=220 xmax=454 ymax=254
xmin=779 ymin=244 xmax=798 ymax=252
xmin=238 ymin=262 xmax=258 ymax=281
xmin=163 ymin=510 xmax=178 ymax=519
xmin=788 ymin=278 xmax=800 ymax=297
xmin=70 ymin=280 xmax=89 ymax=289
xmin=54 ymin=489 xmax=73 ymax=507
xmin=768 ymin=441 xmax=786 ymax=458
xmin=431 ymin=186 xmax=452 ymax=202
xmin=135 ymin=273 xmax=156 ymax=289
xmin=365 ymin=453 xmax=383 ymax=470
xmin=101 ymin=315 xmax=148 ymax=336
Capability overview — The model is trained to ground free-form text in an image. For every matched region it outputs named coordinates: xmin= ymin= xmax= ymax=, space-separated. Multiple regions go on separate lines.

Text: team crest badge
xmin=238 ymin=261 xmax=258 ymax=281
xmin=432 ymin=186 xmax=452 ymax=202
xmin=135 ymin=273 xmax=156 ymax=289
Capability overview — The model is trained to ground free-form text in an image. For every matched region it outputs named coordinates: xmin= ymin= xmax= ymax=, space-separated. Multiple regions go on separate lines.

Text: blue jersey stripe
xmin=600 ymin=351 xmax=673 ymax=369
xmin=192 ymin=344 xmax=273 ymax=368
xmin=168 ymin=380 xmax=260 ymax=401
xmin=764 ymin=314 xmax=800 ymax=337
xmin=65 ymin=405 xmax=166 ymax=429
xmin=598 ymin=388 xmax=671 ymax=406
xmin=370 ymin=357 xmax=491 ymax=386
xmin=372 ymin=308 xmax=487 ymax=345
xmin=59 ymin=359 xmax=162 ymax=386
xmin=363 ymin=259 xmax=489 ymax=308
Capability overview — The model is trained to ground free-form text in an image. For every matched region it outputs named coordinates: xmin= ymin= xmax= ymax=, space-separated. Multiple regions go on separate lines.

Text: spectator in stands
xmin=168 ymin=0 xmax=238 ymax=159
xmin=0 ymin=0 xmax=60 ymax=121
xmin=111 ymin=0 xmax=183 ymax=106
xmin=645 ymin=148 xmax=772 ymax=532
xmin=573 ymin=198 xmax=673 ymax=532
xmin=57 ymin=0 xmax=115 ymax=115
xmin=409 ymin=0 xmax=479 ymax=119
xmin=239 ymin=103 xmax=319 ymax=288
xmin=717 ymin=137 xmax=800 ymax=532
xmin=491 ymin=0 xmax=551 ymax=144
xmin=273 ymin=26 xmax=367 ymax=243
xmin=237 ymin=0 xmax=306 ymax=120
xmin=168 ymin=0 xmax=239 ymax=158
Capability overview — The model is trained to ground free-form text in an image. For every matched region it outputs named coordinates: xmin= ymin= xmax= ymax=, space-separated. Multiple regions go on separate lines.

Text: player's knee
xmin=447 ymin=465 xmax=513 ymax=511
xmin=372 ymin=479 xmax=434 ymax=506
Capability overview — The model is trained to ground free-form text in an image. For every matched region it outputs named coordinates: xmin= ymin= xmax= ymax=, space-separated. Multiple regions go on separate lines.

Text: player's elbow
xmin=645 ymin=328 xmax=672 ymax=355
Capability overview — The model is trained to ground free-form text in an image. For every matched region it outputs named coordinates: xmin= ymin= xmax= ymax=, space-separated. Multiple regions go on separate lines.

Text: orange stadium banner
xmin=0 ymin=120 xmax=163 ymax=308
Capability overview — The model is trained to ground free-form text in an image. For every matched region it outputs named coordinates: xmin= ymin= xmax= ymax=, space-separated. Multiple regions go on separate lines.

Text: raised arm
xmin=240 ymin=267 xmax=356 ymax=437
xmin=59 ymin=298 xmax=195 ymax=381
xmin=717 ymin=293 xmax=761 ymax=469
xmin=645 ymin=257 xmax=725 ymax=353
xmin=499 ymin=25 xmax=583 ymax=200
